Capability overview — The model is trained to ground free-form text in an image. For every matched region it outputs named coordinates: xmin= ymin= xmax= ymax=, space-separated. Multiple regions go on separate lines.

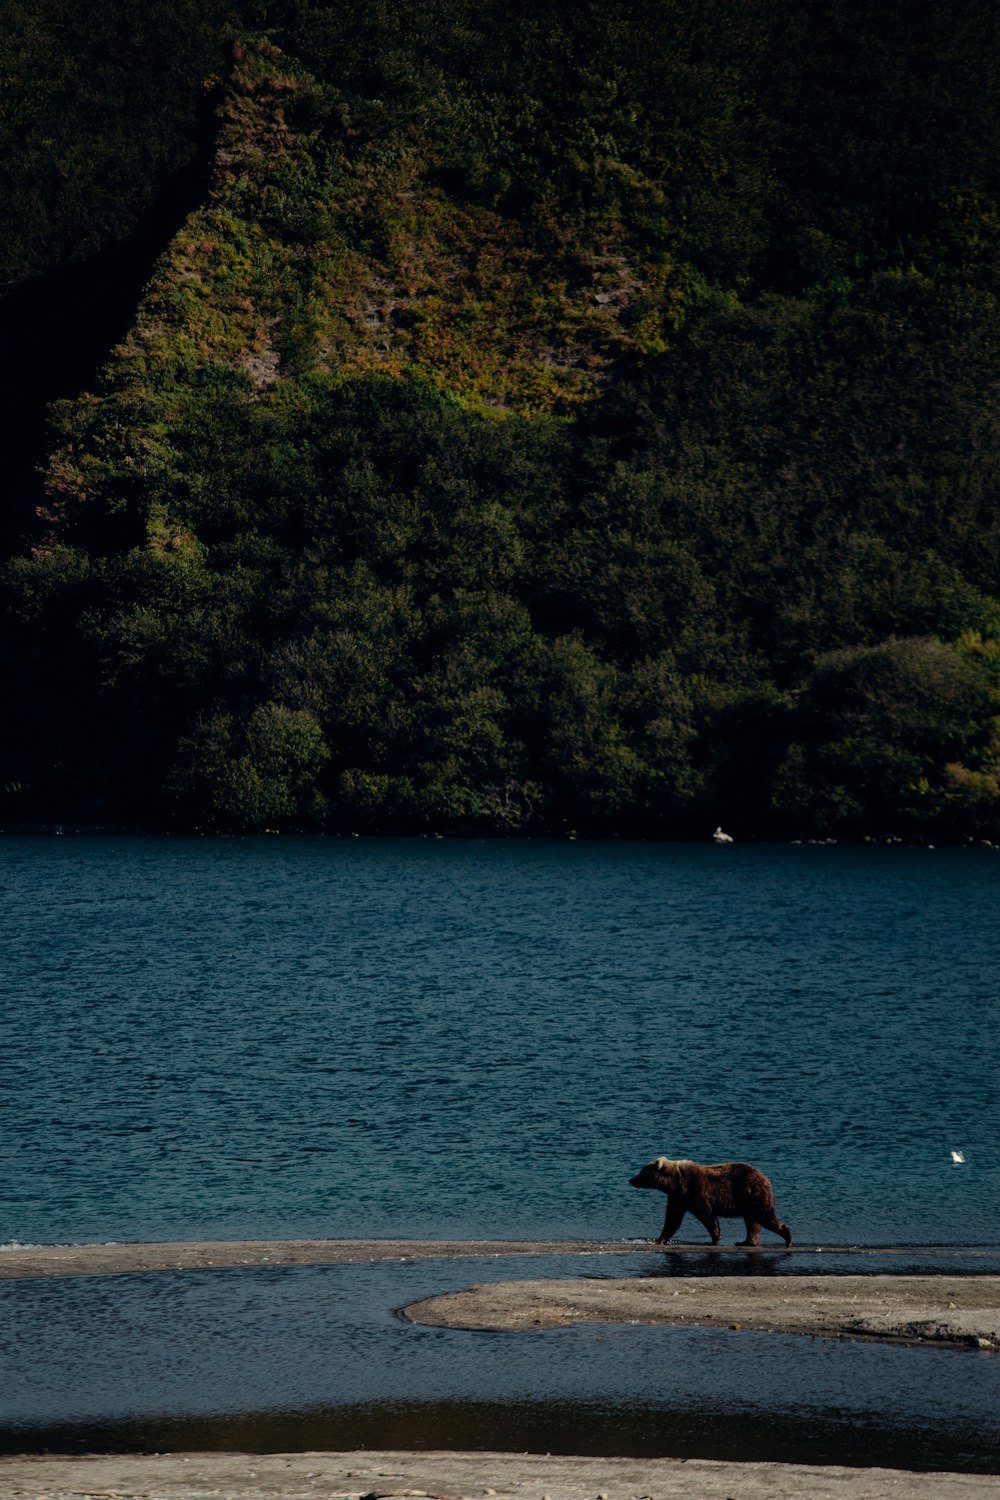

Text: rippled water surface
xmin=3 ymin=835 xmax=996 ymax=1246
xmin=3 ymin=835 xmax=999 ymax=1468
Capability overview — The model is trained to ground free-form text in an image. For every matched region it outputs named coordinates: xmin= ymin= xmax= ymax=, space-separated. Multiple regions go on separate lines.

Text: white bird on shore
xmin=712 ymin=826 xmax=734 ymax=844
xmin=950 ymin=1150 xmax=966 ymax=1163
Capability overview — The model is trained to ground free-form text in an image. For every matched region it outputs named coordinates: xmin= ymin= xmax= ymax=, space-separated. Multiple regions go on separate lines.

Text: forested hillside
xmin=3 ymin=0 xmax=1000 ymax=838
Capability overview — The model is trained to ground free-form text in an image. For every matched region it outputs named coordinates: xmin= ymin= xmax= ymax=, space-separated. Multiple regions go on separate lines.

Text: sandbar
xmin=405 ymin=1273 xmax=1000 ymax=1350
xmin=1 ymin=1237 xmax=995 ymax=1279
xmin=0 ymin=1237 xmax=631 ymax=1278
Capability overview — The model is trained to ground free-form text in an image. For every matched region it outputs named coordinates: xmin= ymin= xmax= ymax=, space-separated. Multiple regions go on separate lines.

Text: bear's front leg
xmin=657 ymin=1198 xmax=687 ymax=1243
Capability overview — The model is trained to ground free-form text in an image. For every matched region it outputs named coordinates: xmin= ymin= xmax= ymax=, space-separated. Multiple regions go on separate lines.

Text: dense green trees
xmin=1 ymin=0 xmax=999 ymax=837
xmin=770 ymin=637 xmax=998 ymax=834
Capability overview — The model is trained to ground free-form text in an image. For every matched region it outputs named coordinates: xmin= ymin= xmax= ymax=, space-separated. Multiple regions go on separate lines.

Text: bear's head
xmin=629 ymin=1156 xmax=683 ymax=1193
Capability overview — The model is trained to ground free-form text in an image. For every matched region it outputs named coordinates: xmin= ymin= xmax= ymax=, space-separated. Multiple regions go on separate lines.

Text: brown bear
xmin=629 ymin=1156 xmax=792 ymax=1247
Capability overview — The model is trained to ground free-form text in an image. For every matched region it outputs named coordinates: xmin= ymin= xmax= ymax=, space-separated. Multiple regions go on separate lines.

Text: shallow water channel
xmin=2 ymin=1251 xmax=999 ymax=1473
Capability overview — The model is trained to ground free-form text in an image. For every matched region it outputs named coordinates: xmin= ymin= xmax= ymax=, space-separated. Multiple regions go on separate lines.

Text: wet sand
xmin=0 ymin=1237 xmax=636 ymax=1278
xmin=1 ymin=1236 xmax=996 ymax=1279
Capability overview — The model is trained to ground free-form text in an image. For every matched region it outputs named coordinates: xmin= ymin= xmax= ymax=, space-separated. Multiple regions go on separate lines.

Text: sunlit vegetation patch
xmin=79 ymin=36 xmax=650 ymax=422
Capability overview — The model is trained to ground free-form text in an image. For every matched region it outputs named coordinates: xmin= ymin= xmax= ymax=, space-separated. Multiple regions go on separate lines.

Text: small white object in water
xmin=713 ymin=826 xmax=734 ymax=843
xmin=951 ymin=1149 xmax=966 ymax=1163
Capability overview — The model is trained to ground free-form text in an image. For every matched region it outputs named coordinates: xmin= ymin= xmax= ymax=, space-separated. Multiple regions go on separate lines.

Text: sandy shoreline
xmin=1 ymin=1449 xmax=999 ymax=1499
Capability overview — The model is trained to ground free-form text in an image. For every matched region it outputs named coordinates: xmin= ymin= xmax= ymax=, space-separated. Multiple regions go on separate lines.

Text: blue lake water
xmin=2 ymin=834 xmax=997 ymax=1247
xmin=2 ymin=834 xmax=999 ymax=1467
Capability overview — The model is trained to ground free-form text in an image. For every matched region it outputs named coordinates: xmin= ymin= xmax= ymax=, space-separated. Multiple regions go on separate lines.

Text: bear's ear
xmin=653 ymin=1156 xmax=672 ymax=1170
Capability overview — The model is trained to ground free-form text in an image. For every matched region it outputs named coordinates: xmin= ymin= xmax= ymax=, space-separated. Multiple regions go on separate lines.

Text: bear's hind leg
xmin=693 ymin=1211 xmax=721 ymax=1245
xmin=762 ymin=1215 xmax=792 ymax=1246
xmin=737 ymin=1217 xmax=761 ymax=1247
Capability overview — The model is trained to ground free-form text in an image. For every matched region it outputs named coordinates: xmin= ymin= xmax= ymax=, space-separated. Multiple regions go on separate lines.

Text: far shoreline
xmin=3 ymin=822 xmax=998 ymax=848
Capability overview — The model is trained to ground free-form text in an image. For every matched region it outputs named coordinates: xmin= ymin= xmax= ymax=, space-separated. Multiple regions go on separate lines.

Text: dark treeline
xmin=2 ymin=0 xmax=999 ymax=838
